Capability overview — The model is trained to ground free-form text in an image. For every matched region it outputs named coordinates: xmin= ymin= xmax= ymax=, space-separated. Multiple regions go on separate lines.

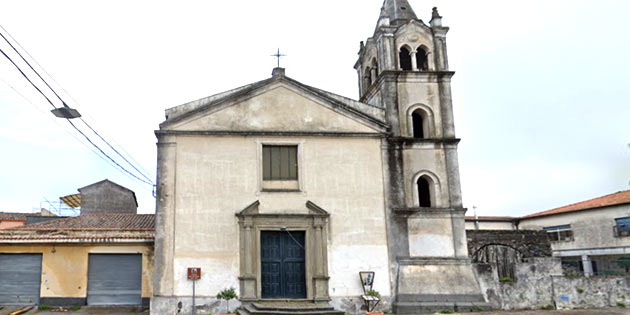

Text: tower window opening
xmin=416 ymin=47 xmax=428 ymax=71
xmin=411 ymin=110 xmax=425 ymax=138
xmin=417 ymin=176 xmax=432 ymax=207
xmin=399 ymin=47 xmax=412 ymax=71
xmin=364 ymin=67 xmax=372 ymax=88
xmin=371 ymin=58 xmax=379 ymax=83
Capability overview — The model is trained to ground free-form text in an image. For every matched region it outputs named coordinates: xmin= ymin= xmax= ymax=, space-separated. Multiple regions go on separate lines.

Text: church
xmin=152 ymin=1 xmax=486 ymax=314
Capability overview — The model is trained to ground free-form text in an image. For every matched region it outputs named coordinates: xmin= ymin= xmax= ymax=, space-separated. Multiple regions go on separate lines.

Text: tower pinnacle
xmin=381 ymin=0 xmax=417 ymax=24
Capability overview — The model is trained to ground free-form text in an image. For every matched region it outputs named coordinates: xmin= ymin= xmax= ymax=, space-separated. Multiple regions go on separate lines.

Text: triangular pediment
xmin=161 ymin=78 xmax=387 ymax=133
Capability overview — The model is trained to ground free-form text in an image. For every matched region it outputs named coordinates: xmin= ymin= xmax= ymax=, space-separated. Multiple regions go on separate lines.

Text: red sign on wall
xmin=187 ymin=267 xmax=201 ymax=280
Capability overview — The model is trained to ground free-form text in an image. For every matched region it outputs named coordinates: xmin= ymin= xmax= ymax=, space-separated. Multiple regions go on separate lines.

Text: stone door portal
xmin=261 ymin=231 xmax=306 ymax=298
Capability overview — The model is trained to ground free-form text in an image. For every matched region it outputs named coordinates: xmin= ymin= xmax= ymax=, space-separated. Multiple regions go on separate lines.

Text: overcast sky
xmin=0 ymin=0 xmax=628 ymax=217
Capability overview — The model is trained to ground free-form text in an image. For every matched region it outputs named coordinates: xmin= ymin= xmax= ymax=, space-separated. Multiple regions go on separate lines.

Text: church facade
xmin=152 ymin=1 xmax=485 ymax=314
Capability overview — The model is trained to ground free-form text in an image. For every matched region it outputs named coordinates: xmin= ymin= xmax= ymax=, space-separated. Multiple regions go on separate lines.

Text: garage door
xmin=0 ymin=254 xmax=42 ymax=305
xmin=87 ymin=254 xmax=142 ymax=305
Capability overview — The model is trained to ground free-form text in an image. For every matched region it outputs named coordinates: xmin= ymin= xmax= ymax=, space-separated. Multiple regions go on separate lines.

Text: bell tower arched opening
xmin=399 ymin=46 xmax=412 ymax=71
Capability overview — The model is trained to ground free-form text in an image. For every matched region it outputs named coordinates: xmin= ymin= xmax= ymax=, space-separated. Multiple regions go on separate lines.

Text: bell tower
xmin=355 ymin=1 xmax=487 ymax=313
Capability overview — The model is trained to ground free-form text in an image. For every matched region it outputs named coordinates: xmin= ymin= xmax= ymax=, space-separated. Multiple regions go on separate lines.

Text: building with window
xmin=152 ymin=1 xmax=487 ymax=314
xmin=466 ymin=190 xmax=630 ymax=277
xmin=518 ymin=190 xmax=630 ymax=277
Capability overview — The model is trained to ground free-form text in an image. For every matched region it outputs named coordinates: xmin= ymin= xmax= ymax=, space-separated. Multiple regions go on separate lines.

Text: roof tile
xmin=12 ymin=213 xmax=154 ymax=231
xmin=524 ymin=190 xmax=630 ymax=219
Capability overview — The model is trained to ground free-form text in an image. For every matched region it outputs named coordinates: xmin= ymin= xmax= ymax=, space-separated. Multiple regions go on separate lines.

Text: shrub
xmin=217 ymin=287 xmax=238 ymax=313
xmin=541 ymin=304 xmax=555 ymax=310
xmin=437 ymin=310 xmax=454 ymax=314
xmin=499 ymin=276 xmax=516 ymax=283
xmin=472 ymin=305 xmax=484 ymax=311
xmin=576 ymin=288 xmax=584 ymax=294
xmin=70 ymin=305 xmax=81 ymax=311
xmin=38 ymin=305 xmax=50 ymax=311
xmin=617 ymin=301 xmax=626 ymax=308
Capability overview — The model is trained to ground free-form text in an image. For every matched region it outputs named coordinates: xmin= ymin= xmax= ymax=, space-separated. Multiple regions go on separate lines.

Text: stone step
xmin=240 ymin=302 xmax=345 ymax=315
xmin=252 ymin=302 xmax=335 ymax=312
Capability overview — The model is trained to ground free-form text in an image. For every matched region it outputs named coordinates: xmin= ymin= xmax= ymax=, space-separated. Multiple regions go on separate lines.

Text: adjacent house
xmin=466 ymin=190 xmax=630 ymax=277
xmin=519 ymin=190 xmax=630 ymax=276
xmin=0 ymin=180 xmax=155 ymax=307
xmin=0 ymin=213 xmax=27 ymax=229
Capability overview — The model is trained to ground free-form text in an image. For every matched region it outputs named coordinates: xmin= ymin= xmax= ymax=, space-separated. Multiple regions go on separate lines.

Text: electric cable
xmin=0 ymin=48 xmax=153 ymax=185
xmin=0 ymin=27 xmax=155 ymax=186
xmin=0 ymin=77 xmax=151 ymax=186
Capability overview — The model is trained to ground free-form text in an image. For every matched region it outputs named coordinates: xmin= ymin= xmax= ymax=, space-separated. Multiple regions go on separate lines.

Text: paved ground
xmin=477 ymin=308 xmax=630 ymax=314
xmin=1 ymin=305 xmax=629 ymax=314
xmin=0 ymin=306 xmax=147 ymax=315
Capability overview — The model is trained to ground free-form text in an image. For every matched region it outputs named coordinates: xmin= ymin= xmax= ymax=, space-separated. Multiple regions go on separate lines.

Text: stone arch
xmin=415 ymin=44 xmax=430 ymax=71
xmin=406 ymin=104 xmax=435 ymax=138
xmin=412 ymin=170 xmax=441 ymax=207
xmin=364 ymin=66 xmax=372 ymax=87
xmin=370 ymin=57 xmax=378 ymax=82
xmin=398 ymin=45 xmax=413 ymax=71
xmin=472 ymin=243 xmax=523 ymax=280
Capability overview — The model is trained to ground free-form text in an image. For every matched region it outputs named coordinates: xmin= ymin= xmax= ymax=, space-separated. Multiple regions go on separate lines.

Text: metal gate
xmin=261 ymin=231 xmax=306 ymax=298
xmin=0 ymin=254 xmax=42 ymax=305
xmin=87 ymin=254 xmax=142 ymax=305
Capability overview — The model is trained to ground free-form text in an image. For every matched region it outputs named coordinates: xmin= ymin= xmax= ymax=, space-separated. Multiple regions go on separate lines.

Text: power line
xmin=0 ymin=77 xmax=150 ymax=185
xmin=0 ymin=27 xmax=66 ymax=107
xmin=80 ymin=118 xmax=154 ymax=183
xmin=0 ymin=46 xmax=153 ymax=186
xmin=0 ymin=26 xmax=155 ymax=186
xmin=0 ymin=47 xmax=56 ymax=109
xmin=0 ymin=24 xmax=155 ymax=182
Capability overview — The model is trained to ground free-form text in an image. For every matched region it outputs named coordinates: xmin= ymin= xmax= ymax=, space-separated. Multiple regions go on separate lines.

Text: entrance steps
xmin=237 ymin=301 xmax=344 ymax=315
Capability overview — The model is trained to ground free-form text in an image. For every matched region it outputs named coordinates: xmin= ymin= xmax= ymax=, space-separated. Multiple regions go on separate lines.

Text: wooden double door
xmin=260 ymin=231 xmax=306 ymax=298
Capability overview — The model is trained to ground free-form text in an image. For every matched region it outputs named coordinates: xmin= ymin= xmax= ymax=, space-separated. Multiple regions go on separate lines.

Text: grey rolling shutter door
xmin=0 ymin=254 xmax=42 ymax=305
xmin=87 ymin=254 xmax=142 ymax=305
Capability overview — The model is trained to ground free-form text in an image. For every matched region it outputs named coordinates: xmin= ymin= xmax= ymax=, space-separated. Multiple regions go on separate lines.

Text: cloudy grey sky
xmin=0 ymin=0 xmax=628 ymax=217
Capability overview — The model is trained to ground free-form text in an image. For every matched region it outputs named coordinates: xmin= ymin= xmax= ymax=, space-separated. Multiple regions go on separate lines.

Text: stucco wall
xmin=0 ymin=221 xmax=25 ymax=230
xmin=169 ymin=135 xmax=390 ymax=298
xmin=519 ymin=205 xmax=630 ymax=253
xmin=465 ymin=221 xmax=516 ymax=230
xmin=0 ymin=243 xmax=154 ymax=299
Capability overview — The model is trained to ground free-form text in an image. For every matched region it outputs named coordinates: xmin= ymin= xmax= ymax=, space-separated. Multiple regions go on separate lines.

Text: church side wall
xmin=169 ymin=135 xmax=390 ymax=300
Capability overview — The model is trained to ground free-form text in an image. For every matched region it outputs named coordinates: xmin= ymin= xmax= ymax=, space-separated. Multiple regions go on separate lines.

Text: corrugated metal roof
xmin=60 ymin=193 xmax=81 ymax=208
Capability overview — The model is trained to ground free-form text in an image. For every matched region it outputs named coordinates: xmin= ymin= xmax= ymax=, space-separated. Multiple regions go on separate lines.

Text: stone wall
xmin=467 ymin=229 xmax=551 ymax=259
xmin=474 ymin=257 xmax=630 ymax=310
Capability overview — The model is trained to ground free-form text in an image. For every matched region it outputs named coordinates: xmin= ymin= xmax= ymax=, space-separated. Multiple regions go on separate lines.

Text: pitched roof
xmin=382 ymin=0 xmax=418 ymax=24
xmin=523 ymin=190 xmax=630 ymax=219
xmin=0 ymin=212 xmax=27 ymax=221
xmin=11 ymin=213 xmax=154 ymax=231
xmin=465 ymin=216 xmax=516 ymax=222
xmin=161 ymin=70 xmax=387 ymax=131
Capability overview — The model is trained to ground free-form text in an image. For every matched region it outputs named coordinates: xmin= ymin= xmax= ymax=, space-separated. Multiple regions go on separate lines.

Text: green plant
xmin=499 ymin=276 xmax=516 ymax=283
xmin=366 ymin=289 xmax=381 ymax=298
xmin=472 ymin=305 xmax=484 ymax=311
xmin=541 ymin=304 xmax=555 ymax=310
xmin=70 ymin=305 xmax=81 ymax=311
xmin=617 ymin=301 xmax=626 ymax=308
xmin=576 ymin=288 xmax=584 ymax=294
xmin=437 ymin=310 xmax=454 ymax=314
xmin=38 ymin=305 xmax=50 ymax=311
xmin=217 ymin=287 xmax=238 ymax=313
